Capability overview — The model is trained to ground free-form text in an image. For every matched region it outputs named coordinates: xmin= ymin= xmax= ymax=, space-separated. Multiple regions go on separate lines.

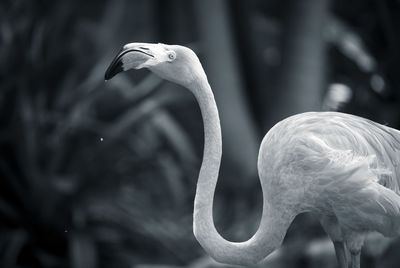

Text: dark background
xmin=1 ymin=0 xmax=400 ymax=267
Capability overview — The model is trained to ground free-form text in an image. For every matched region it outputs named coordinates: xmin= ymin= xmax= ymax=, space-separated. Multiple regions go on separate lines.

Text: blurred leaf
xmin=70 ymin=232 xmax=97 ymax=268
xmin=1 ymin=230 xmax=28 ymax=268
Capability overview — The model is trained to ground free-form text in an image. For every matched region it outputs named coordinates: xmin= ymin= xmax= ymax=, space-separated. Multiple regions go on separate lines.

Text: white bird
xmin=105 ymin=43 xmax=400 ymax=268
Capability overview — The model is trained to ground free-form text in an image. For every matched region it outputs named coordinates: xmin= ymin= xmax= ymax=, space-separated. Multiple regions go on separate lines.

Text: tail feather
xmin=376 ymin=185 xmax=400 ymax=216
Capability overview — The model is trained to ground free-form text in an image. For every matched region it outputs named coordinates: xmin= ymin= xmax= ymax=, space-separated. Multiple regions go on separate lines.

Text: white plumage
xmin=105 ymin=43 xmax=400 ymax=268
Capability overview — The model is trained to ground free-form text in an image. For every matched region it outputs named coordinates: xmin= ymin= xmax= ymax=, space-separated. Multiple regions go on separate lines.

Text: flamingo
xmin=105 ymin=43 xmax=400 ymax=268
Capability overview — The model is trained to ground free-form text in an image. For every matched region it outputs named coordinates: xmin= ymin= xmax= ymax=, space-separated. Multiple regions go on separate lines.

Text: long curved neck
xmin=190 ymin=76 xmax=293 ymax=266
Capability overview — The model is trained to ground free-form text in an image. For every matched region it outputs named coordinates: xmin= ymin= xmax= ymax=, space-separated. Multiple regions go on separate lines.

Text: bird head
xmin=105 ymin=42 xmax=206 ymax=88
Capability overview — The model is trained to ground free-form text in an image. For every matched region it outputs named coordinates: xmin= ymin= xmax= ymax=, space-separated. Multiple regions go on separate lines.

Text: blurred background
xmin=1 ymin=0 xmax=400 ymax=267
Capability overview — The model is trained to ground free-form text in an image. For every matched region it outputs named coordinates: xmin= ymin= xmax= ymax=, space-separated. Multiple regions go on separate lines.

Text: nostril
xmin=139 ymin=47 xmax=150 ymax=50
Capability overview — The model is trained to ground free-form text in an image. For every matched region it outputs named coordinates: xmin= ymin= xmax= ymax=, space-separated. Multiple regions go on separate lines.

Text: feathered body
xmin=259 ymin=112 xmax=400 ymax=236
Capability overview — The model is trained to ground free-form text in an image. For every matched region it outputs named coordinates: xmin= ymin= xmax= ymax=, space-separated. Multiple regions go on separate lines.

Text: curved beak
xmin=104 ymin=44 xmax=154 ymax=81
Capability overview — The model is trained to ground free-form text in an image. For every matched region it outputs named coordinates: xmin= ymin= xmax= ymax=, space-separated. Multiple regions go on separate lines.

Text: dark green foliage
xmin=0 ymin=1 xmax=202 ymax=267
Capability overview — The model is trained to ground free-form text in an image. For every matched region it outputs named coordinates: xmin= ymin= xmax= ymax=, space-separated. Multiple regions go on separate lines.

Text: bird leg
xmin=333 ymin=241 xmax=347 ymax=268
xmin=318 ymin=216 xmax=347 ymax=268
xmin=350 ymin=251 xmax=360 ymax=268
xmin=345 ymin=233 xmax=364 ymax=268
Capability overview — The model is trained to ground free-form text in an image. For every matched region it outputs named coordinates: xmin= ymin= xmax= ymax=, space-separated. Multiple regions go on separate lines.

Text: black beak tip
xmin=104 ymin=60 xmax=123 ymax=81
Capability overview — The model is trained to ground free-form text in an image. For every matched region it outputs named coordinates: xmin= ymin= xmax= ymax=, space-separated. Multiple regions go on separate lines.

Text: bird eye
xmin=167 ymin=51 xmax=176 ymax=61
